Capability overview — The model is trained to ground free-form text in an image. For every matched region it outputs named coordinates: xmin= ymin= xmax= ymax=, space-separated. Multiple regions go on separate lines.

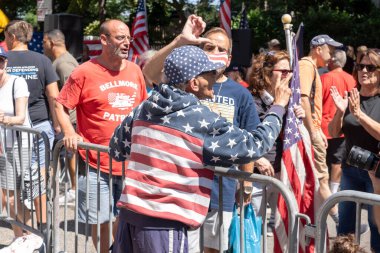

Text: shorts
xmin=312 ymin=134 xmax=329 ymax=180
xmin=326 ymin=138 xmax=346 ymax=165
xmin=0 ymin=147 xmax=30 ymax=191
xmin=25 ymin=120 xmax=54 ymax=200
xmin=78 ymin=166 xmax=123 ymax=224
xmin=112 ymin=211 xmax=188 ymax=253
xmin=31 ymin=120 xmax=54 ymax=168
xmin=202 ymin=209 xmax=233 ymax=251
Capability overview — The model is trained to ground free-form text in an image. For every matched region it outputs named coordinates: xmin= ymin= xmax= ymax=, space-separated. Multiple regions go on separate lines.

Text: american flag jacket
xmin=109 ymin=84 xmax=285 ymax=228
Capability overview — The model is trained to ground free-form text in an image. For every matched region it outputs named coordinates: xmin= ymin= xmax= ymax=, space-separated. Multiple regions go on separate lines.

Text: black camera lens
xmin=347 ymin=146 xmax=379 ymax=171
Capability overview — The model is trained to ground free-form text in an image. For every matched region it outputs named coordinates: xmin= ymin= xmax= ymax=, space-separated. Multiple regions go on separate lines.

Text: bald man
xmin=55 ymin=19 xmax=148 ymax=252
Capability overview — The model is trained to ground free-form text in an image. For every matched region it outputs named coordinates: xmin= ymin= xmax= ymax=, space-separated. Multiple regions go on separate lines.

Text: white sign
xmin=37 ymin=0 xmax=52 ymax=22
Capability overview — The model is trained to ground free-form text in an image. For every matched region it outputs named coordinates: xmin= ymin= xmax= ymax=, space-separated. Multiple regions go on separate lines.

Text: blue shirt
xmin=203 ymin=78 xmax=260 ymax=212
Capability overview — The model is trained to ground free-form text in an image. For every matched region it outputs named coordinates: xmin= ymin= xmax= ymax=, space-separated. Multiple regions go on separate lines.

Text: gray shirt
xmin=53 ymin=51 xmax=79 ymax=123
xmin=53 ymin=51 xmax=79 ymax=90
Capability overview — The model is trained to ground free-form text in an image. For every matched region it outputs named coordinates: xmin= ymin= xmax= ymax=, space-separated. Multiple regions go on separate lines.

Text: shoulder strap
xmin=300 ymin=58 xmax=317 ymax=114
xmin=11 ymin=77 xmax=20 ymax=138
xmin=12 ymin=77 xmax=17 ymax=116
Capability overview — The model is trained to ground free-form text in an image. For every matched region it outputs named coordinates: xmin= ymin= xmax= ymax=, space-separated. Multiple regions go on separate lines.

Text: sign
xmin=37 ymin=0 xmax=52 ymax=22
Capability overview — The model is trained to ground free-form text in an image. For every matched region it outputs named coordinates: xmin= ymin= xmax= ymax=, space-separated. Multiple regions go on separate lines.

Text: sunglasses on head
xmin=273 ymin=69 xmax=292 ymax=78
xmin=357 ymin=63 xmax=378 ymax=72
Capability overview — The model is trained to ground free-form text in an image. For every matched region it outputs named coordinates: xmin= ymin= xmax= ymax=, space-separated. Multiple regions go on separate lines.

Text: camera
xmin=347 ymin=145 xmax=380 ymax=178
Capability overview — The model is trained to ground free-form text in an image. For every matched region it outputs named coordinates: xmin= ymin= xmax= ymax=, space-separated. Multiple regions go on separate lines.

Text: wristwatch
xmin=244 ymin=186 xmax=253 ymax=195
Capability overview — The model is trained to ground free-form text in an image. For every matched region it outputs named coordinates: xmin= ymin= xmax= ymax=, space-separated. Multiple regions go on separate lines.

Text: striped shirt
xmin=109 ymin=84 xmax=285 ymax=228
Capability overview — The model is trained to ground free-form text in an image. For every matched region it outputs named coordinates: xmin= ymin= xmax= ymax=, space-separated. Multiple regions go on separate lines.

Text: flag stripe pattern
xmin=83 ymin=38 xmax=102 ymax=58
xmin=219 ymin=0 xmax=231 ymax=37
xmin=128 ymin=0 xmax=150 ymax=63
xmin=274 ymin=36 xmax=319 ymax=253
xmin=117 ymin=120 xmax=213 ymax=228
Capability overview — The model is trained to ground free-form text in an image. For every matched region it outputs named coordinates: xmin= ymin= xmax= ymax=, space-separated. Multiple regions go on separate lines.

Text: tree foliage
xmin=1 ymin=0 xmax=379 ymax=51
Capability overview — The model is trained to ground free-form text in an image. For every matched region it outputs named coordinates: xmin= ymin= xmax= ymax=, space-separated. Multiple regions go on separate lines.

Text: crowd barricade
xmin=51 ymin=140 xmax=125 ymax=253
xmin=51 ymin=140 xmax=301 ymax=253
xmin=213 ymin=167 xmax=300 ymax=253
xmin=0 ymin=124 xmax=51 ymax=252
xmin=315 ymin=190 xmax=380 ymax=253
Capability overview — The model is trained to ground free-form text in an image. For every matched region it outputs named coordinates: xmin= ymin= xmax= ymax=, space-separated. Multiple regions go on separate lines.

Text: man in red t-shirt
xmin=321 ymin=49 xmax=356 ymax=194
xmin=55 ymin=19 xmax=147 ymax=252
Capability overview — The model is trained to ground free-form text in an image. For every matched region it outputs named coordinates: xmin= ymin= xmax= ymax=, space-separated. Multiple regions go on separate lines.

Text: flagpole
xmin=281 ymin=14 xmax=293 ymax=69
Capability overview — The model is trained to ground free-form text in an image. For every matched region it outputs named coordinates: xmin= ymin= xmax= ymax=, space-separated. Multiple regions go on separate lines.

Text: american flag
xmin=274 ymin=35 xmax=320 ymax=253
xmin=28 ymin=32 xmax=44 ymax=54
xmin=239 ymin=3 xmax=249 ymax=29
xmin=83 ymin=36 xmax=102 ymax=58
xmin=219 ymin=0 xmax=231 ymax=37
xmin=128 ymin=0 xmax=150 ymax=63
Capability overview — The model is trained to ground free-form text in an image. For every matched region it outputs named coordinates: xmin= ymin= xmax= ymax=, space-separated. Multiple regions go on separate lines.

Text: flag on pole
xmin=128 ymin=0 xmax=150 ymax=63
xmin=273 ymin=35 xmax=320 ymax=253
xmin=239 ymin=3 xmax=249 ymax=29
xmin=0 ymin=9 xmax=9 ymax=33
xmin=295 ymin=23 xmax=304 ymax=59
xmin=219 ymin=0 xmax=231 ymax=37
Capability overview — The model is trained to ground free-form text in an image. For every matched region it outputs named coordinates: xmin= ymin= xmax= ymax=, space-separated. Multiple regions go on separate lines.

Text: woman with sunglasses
xmin=246 ymin=51 xmax=304 ymax=227
xmin=329 ymin=48 xmax=380 ymax=251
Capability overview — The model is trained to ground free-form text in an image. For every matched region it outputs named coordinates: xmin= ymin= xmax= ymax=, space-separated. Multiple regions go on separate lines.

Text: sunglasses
xmin=273 ymin=69 xmax=292 ymax=78
xmin=357 ymin=64 xmax=378 ymax=72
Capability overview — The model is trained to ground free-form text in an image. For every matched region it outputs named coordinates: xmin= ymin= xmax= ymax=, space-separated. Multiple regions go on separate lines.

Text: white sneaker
xmin=59 ymin=189 xmax=75 ymax=205
xmin=0 ymin=234 xmax=43 ymax=253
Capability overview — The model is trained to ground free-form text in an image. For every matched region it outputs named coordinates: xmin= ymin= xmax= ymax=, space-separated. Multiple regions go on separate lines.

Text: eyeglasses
xmin=273 ymin=69 xmax=292 ymax=78
xmin=357 ymin=64 xmax=378 ymax=72
xmin=105 ymin=34 xmax=134 ymax=43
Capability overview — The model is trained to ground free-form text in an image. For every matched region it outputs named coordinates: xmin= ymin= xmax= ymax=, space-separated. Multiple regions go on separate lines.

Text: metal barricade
xmin=214 ymin=167 xmax=300 ymax=253
xmin=0 ymin=125 xmax=51 ymax=252
xmin=315 ymin=190 xmax=380 ymax=253
xmin=52 ymin=140 xmax=125 ymax=253
xmin=52 ymin=140 xmax=301 ymax=253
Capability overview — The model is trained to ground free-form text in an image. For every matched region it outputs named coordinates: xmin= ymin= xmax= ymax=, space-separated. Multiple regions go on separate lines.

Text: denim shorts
xmin=31 ymin=120 xmax=54 ymax=168
xmin=24 ymin=120 xmax=54 ymax=200
xmin=78 ymin=166 xmax=123 ymax=224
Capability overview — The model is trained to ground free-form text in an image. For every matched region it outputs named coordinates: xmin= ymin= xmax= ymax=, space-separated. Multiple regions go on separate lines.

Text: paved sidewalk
xmin=0 ymin=207 xmax=372 ymax=252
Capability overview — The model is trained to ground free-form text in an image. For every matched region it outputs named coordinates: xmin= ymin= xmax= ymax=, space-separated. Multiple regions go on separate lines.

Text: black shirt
xmin=342 ymin=94 xmax=380 ymax=165
xmin=6 ymin=50 xmax=59 ymax=124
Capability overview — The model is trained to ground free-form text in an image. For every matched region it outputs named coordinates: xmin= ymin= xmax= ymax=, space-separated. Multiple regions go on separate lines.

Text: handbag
xmin=228 ymin=203 xmax=262 ymax=253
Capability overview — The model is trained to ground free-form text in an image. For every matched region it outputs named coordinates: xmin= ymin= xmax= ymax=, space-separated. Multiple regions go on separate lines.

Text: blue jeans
xmin=338 ymin=165 xmax=380 ymax=252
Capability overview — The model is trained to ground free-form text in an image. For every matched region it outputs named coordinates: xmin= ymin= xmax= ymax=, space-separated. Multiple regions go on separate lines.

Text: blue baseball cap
xmin=0 ymin=46 xmax=7 ymax=59
xmin=310 ymin=35 xmax=343 ymax=48
xmin=164 ymin=45 xmax=225 ymax=85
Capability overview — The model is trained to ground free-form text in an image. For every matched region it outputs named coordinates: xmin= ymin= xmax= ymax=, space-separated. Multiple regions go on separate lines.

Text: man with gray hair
xmin=320 ymin=49 xmax=356 ymax=195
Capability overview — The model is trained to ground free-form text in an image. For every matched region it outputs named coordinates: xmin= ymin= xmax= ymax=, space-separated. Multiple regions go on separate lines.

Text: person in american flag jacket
xmin=109 ymin=45 xmax=291 ymax=253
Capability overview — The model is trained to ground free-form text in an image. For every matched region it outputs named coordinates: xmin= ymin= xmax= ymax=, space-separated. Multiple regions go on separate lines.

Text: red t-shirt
xmin=321 ymin=69 xmax=356 ymax=139
xmin=57 ymin=59 xmax=147 ymax=175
